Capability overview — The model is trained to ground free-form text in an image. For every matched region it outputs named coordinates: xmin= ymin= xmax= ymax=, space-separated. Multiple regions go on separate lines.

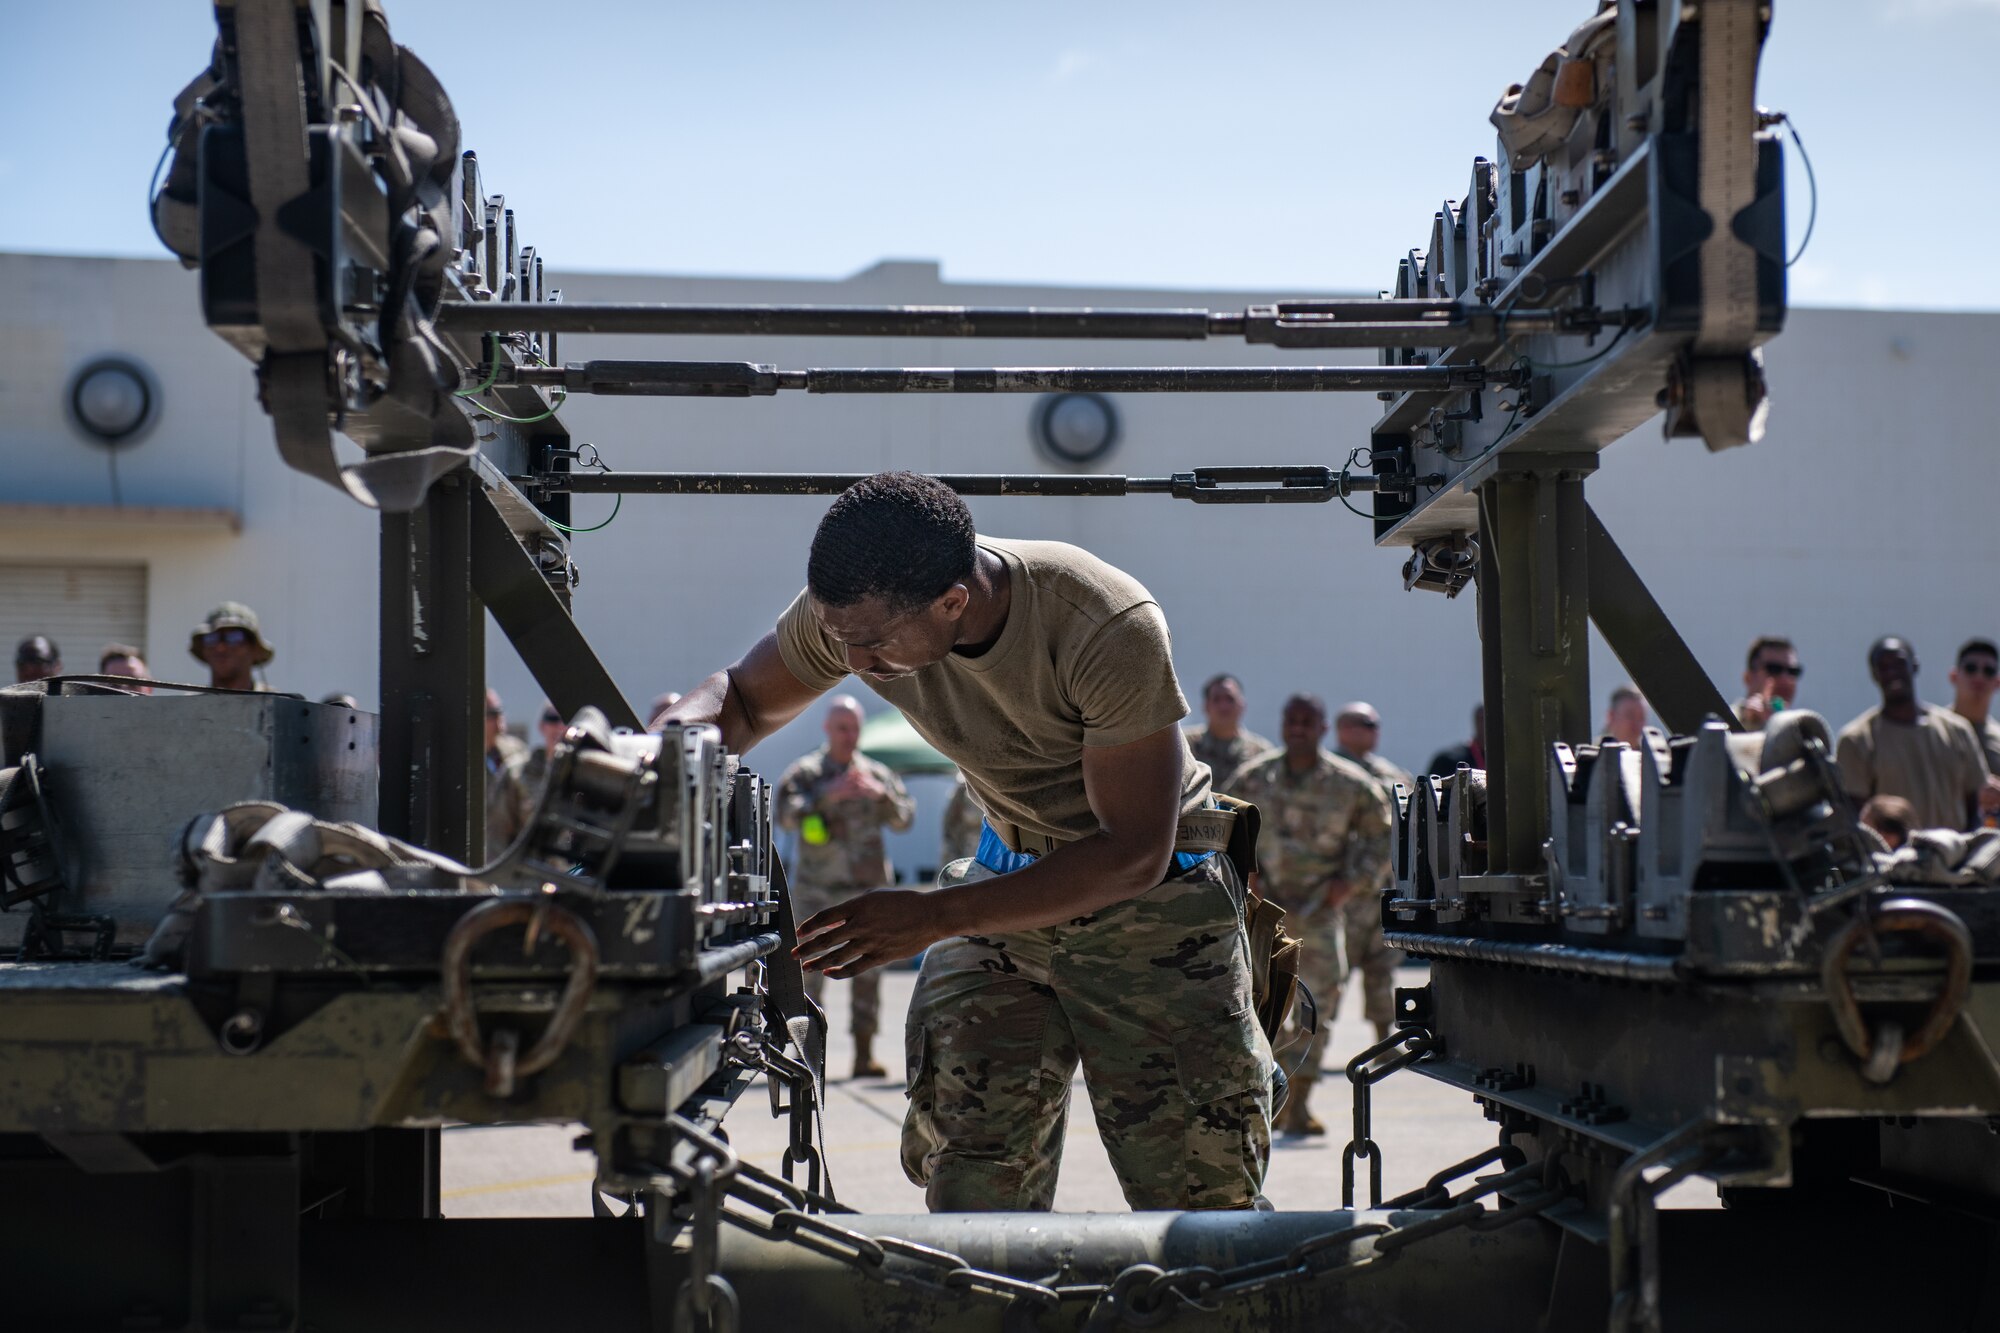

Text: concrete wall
xmin=4 ymin=252 xmax=1994 ymax=874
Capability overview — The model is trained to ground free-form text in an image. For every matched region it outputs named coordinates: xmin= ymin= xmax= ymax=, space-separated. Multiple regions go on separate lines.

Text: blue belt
xmin=972 ymin=820 xmax=1216 ymax=877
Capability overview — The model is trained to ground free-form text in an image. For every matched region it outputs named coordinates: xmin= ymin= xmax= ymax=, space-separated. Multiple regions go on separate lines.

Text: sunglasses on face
xmin=200 ymin=628 xmax=252 ymax=648
xmin=1961 ymin=660 xmax=2000 ymax=679
xmin=1758 ymin=662 xmax=1803 ymax=679
xmin=1345 ymin=718 xmax=1380 ymax=730
xmin=484 ymin=707 xmax=504 ymax=718
xmin=540 ymin=711 xmax=563 ymax=725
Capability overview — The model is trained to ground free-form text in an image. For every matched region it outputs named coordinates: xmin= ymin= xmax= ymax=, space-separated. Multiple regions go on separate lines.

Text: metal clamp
xmin=441 ymin=897 xmax=600 ymax=1096
xmin=1821 ymin=897 xmax=1972 ymax=1085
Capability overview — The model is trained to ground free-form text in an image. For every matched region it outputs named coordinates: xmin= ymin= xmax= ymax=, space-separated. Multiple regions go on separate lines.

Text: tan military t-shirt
xmin=1836 ymin=704 xmax=1991 ymax=832
xmin=776 ymin=538 xmax=1210 ymax=850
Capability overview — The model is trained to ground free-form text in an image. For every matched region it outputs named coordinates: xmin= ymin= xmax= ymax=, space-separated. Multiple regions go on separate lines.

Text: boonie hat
xmin=189 ymin=602 xmax=275 ymax=666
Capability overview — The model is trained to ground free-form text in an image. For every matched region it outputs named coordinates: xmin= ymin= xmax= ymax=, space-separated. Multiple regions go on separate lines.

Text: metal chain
xmin=725 ymin=1029 xmax=828 ymax=1200
xmin=649 ymin=1113 xmax=1571 ymax=1327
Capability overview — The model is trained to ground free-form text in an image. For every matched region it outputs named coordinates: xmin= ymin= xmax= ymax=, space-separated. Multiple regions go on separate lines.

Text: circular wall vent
xmin=67 ymin=358 xmax=158 ymax=447
xmin=1032 ymin=392 xmax=1120 ymax=466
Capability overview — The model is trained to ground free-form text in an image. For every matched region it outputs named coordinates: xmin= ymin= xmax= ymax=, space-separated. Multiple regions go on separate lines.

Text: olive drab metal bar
xmin=434 ymin=298 xmax=1592 ymax=346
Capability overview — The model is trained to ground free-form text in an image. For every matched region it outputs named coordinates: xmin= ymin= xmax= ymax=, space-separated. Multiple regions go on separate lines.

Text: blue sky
xmin=4 ymin=1 xmax=1994 ymax=307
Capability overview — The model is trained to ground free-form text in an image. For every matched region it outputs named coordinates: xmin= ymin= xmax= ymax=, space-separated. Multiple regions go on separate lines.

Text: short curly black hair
xmin=807 ymin=472 xmax=977 ymax=612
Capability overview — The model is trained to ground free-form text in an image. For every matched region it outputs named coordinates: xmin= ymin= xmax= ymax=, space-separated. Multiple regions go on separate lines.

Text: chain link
xmin=648 ymin=1111 xmax=1571 ymax=1327
xmin=663 ymin=1016 xmax=1562 ymax=1324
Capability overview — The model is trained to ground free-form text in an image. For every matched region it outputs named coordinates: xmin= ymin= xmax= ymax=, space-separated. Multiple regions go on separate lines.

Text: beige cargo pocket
xmin=1172 ymin=1005 xmax=1272 ymax=1208
xmin=901 ymin=1023 xmax=937 ymax=1189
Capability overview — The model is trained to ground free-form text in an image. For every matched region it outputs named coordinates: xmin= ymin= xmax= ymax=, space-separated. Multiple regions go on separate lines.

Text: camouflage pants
xmin=1272 ymin=891 xmax=1402 ymax=1121
xmin=903 ymin=855 xmax=1272 ymax=1212
xmin=1273 ymin=902 xmax=1347 ymax=1115
xmin=1341 ymin=889 xmax=1402 ymax=1032
xmin=792 ymin=884 xmax=882 ymax=1040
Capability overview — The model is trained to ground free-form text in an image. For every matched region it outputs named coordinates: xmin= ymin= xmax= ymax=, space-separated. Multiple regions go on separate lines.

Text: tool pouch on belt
xmin=1212 ymin=793 xmax=1302 ymax=1045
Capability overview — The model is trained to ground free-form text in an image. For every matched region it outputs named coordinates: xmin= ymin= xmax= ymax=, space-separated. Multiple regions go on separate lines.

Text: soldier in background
xmin=1949 ymin=639 xmax=2000 ymax=802
xmin=522 ymin=699 xmax=566 ymax=795
xmin=1230 ymin=694 xmax=1394 ymax=1136
xmin=14 ymin=636 xmax=61 ymax=683
xmin=776 ymin=695 xmax=916 ymax=1079
xmin=1334 ymin=701 xmax=1412 ymax=795
xmin=1184 ymin=673 xmax=1273 ymax=792
xmin=1332 ymin=700 xmax=1411 ymax=1048
xmin=99 ymin=644 xmax=151 ymax=693
xmin=939 ymin=771 xmax=984 ymax=867
xmin=1859 ymin=795 xmax=1916 ymax=852
xmin=189 ymin=603 xmax=275 ymax=691
xmin=1603 ymin=685 xmax=1648 ymax=748
xmin=1836 ymin=637 xmax=1994 ymax=832
xmin=1733 ymin=635 xmax=1802 ymax=731
xmin=483 ymin=687 xmax=532 ymax=859
xmin=1426 ymin=704 xmax=1485 ymax=778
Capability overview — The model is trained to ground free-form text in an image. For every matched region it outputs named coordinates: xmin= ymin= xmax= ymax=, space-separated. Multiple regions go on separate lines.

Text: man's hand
xmin=825 ymin=767 xmax=887 ymax=802
xmin=1739 ymin=684 xmax=1774 ymax=730
xmin=1980 ymin=774 xmax=2000 ymax=817
xmin=1320 ymin=877 xmax=1355 ymax=911
xmin=796 ymin=890 xmax=948 ymax=978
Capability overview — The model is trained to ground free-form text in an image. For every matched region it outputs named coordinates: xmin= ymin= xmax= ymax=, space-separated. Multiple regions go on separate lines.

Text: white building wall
xmin=3 ymin=252 xmax=1994 ymax=874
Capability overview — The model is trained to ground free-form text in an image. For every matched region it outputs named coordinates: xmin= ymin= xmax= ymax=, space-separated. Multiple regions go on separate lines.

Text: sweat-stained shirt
xmin=776 ymin=538 xmax=1211 ymax=852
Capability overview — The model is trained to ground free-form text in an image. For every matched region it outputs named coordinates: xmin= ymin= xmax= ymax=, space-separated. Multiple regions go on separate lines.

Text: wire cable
xmin=545 ymin=446 xmax=622 ymax=534
xmin=470 ymin=391 xmax=566 ymax=424
xmin=544 ymin=492 xmax=620 ymax=534
xmin=1523 ymin=319 xmax=1633 ymax=372
xmin=1782 ymin=116 xmax=1817 ymax=268
xmin=453 ymin=333 xmax=502 ymax=397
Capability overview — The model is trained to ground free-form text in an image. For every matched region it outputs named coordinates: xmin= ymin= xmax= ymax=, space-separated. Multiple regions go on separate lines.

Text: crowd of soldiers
xmin=20 ymin=605 xmax=1998 ymax=1140
xmin=748 ymin=630 xmax=2000 ymax=1141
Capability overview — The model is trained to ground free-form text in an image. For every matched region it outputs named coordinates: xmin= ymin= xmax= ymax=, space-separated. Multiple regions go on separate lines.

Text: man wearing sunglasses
xmin=521 ymin=699 xmax=566 ymax=797
xmin=187 ymin=603 xmax=275 ymax=691
xmin=1733 ymin=635 xmax=1802 ymax=732
xmin=1950 ymin=639 xmax=2000 ymax=816
xmin=1836 ymin=637 xmax=1996 ymax=833
xmin=658 ymin=471 xmax=1271 ymax=1213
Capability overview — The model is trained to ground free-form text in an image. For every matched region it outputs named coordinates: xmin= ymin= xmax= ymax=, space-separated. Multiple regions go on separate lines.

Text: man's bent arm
xmin=931 ymin=725 xmax=1184 ymax=936
xmin=657 ymin=631 xmax=825 ymax=755
xmin=795 ymin=726 xmax=1199 ymax=977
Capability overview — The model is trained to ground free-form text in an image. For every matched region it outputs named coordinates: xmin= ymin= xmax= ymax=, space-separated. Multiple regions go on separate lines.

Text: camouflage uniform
xmin=1334 ymin=748 xmax=1414 ymax=1035
xmin=483 ymin=734 xmax=532 ymax=861
xmin=521 ymin=746 xmax=552 ymax=799
xmin=1184 ymin=725 xmax=1275 ymax=794
xmin=904 ymin=856 xmax=1272 ymax=1211
xmin=1228 ymin=749 xmax=1393 ymax=1120
xmin=775 ymin=747 xmax=916 ymax=1041
xmin=939 ymin=772 xmax=985 ymax=867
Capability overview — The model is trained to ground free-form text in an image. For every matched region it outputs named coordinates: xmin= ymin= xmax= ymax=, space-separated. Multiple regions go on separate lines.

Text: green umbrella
xmin=859 ymin=708 xmax=955 ymax=774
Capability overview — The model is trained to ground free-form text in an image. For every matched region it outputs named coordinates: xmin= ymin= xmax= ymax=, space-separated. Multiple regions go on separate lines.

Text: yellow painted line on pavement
xmin=442 ymin=1170 xmax=596 ymax=1200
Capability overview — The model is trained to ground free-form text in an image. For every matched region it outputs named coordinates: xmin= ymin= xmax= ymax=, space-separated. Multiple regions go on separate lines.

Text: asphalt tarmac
xmin=439 ymin=962 xmax=1681 ymax=1217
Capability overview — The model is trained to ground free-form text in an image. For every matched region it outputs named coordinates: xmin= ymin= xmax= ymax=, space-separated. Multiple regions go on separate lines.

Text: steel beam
xmin=1476 ymin=462 xmax=1593 ymax=873
xmin=1584 ymin=506 xmax=1741 ymax=735
xmin=379 ymin=473 xmax=483 ymax=862
xmin=434 ymin=298 xmax=1565 ymax=346
xmin=508 ymin=361 xmax=1494 ymax=396
xmin=468 ymin=484 xmax=643 ymax=732
xmin=549 ymin=467 xmax=1400 ymax=504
